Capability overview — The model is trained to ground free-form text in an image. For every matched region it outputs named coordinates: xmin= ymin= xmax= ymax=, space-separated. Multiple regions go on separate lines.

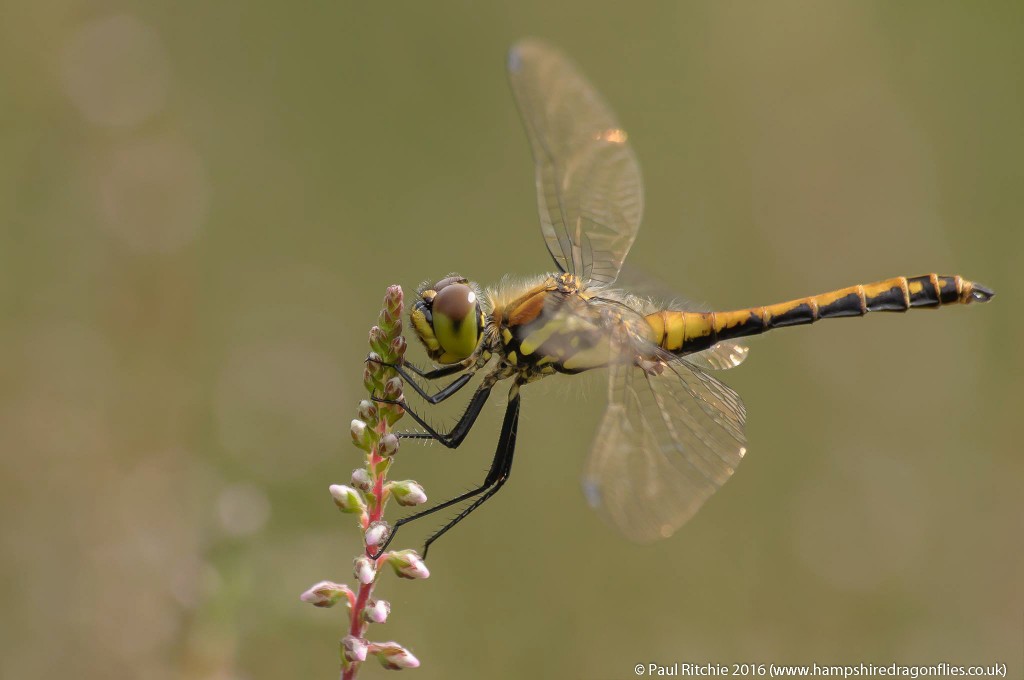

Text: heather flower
xmin=302 ymin=285 xmax=425 ymax=679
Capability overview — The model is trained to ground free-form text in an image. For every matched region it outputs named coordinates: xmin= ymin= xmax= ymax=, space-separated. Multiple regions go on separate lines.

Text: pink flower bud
xmin=357 ymin=399 xmax=378 ymax=424
xmin=390 ymin=336 xmax=407 ymax=359
xmin=354 ymin=555 xmax=376 ymax=585
xmin=378 ymin=433 xmax=399 ymax=457
xmin=383 ymin=377 xmax=403 ymax=400
xmin=369 ymin=641 xmax=420 ymax=669
xmin=350 ymin=468 xmax=372 ymax=492
xmin=387 ymin=549 xmax=430 ymax=580
xmin=364 ymin=520 xmax=390 ymax=548
xmin=299 ymin=581 xmax=353 ymax=609
xmin=364 ymin=598 xmax=391 ymax=624
xmin=342 ymin=635 xmax=369 ymax=663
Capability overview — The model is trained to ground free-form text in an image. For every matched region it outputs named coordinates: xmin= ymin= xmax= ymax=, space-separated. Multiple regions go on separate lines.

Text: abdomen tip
xmin=969 ymin=282 xmax=995 ymax=303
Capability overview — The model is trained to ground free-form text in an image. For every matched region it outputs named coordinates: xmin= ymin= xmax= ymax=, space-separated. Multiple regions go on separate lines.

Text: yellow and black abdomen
xmin=646 ymin=274 xmax=995 ymax=355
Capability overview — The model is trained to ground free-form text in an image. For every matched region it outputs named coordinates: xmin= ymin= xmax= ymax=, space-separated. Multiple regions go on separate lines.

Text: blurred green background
xmin=2 ymin=2 xmax=1021 ymax=679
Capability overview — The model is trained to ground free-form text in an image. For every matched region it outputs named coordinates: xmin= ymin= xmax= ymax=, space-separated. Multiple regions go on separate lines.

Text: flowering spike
xmin=313 ymin=286 xmax=428 ymax=678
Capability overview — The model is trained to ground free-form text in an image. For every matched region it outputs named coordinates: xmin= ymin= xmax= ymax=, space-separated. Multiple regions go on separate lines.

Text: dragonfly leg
xmin=394 ymin=359 xmax=470 ymax=380
xmin=421 ymin=383 xmax=521 ymax=558
xmin=399 ymin=368 xmax=476 ymax=405
xmin=368 ymin=381 xmax=521 ymax=560
xmin=373 ymin=374 xmax=496 ymax=448
xmin=368 ymin=356 xmax=475 ymax=405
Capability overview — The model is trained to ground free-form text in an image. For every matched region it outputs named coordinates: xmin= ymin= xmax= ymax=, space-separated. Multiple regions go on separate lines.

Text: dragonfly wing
xmin=582 ymin=343 xmax=747 ymax=542
xmin=508 ymin=39 xmax=643 ymax=287
xmin=609 ymin=266 xmax=750 ymax=370
xmin=683 ymin=342 xmax=750 ymax=371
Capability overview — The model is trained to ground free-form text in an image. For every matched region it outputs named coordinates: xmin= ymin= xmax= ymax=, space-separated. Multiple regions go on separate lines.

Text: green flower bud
xmin=330 ymin=484 xmax=366 ymax=514
xmin=386 ymin=549 xmax=430 ymax=580
xmin=350 ymin=419 xmax=375 ymax=451
xmin=388 ymin=480 xmax=427 ymax=506
xmin=369 ymin=326 xmax=388 ymax=356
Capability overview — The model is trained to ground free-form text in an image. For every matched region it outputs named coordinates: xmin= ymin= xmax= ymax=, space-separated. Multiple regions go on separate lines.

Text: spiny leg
xmin=421 ymin=384 xmax=520 ymax=558
xmin=369 ymin=356 xmax=476 ymax=405
xmin=370 ymin=381 xmax=522 ymax=560
xmin=374 ymin=372 xmax=499 ymax=448
xmin=394 ymin=358 xmax=472 ymax=380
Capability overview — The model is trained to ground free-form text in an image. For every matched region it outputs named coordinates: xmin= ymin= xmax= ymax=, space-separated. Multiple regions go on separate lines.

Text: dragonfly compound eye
xmin=430 ymin=283 xmax=481 ymax=362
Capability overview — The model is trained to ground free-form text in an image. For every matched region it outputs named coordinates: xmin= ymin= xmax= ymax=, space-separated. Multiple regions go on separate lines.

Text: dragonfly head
xmin=410 ymin=275 xmax=485 ymax=364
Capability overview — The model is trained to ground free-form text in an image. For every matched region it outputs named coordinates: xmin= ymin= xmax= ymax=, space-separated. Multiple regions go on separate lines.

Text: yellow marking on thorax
xmin=562 ymin=334 xmax=612 ymax=371
xmin=518 ymin=320 xmax=561 ymax=356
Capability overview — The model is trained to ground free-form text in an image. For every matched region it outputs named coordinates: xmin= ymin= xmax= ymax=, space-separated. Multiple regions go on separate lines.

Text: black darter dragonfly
xmin=370 ymin=39 xmax=994 ymax=558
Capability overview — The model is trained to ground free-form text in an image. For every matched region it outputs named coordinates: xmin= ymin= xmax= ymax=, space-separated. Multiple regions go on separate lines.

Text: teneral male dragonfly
xmin=370 ymin=39 xmax=994 ymax=558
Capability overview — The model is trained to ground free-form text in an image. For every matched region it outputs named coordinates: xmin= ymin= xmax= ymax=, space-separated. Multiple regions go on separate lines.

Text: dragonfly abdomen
xmin=645 ymin=274 xmax=995 ymax=355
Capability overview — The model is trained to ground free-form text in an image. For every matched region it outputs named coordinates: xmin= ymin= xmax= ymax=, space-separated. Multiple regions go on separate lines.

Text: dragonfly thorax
xmin=410 ymin=275 xmax=487 ymax=364
xmin=490 ymin=273 xmax=616 ymax=376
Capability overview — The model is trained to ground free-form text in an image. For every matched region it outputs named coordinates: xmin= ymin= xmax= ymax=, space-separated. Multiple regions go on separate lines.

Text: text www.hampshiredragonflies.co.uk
xmin=632 ymin=661 xmax=1007 ymax=678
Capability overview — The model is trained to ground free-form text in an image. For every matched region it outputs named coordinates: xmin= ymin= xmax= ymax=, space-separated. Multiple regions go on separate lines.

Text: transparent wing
xmin=582 ymin=338 xmax=747 ymax=542
xmin=609 ymin=266 xmax=750 ymax=370
xmin=508 ymin=39 xmax=644 ymax=287
xmin=684 ymin=342 xmax=750 ymax=371
xmin=587 ymin=285 xmax=750 ymax=372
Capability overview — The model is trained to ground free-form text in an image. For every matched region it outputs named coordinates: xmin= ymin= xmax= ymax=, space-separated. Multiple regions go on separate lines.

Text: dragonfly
xmin=369 ymin=38 xmax=994 ymax=559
